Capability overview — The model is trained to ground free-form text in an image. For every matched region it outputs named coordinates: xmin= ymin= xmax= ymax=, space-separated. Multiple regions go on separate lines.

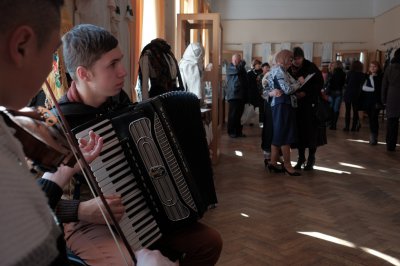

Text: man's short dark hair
xmin=63 ymin=24 xmax=119 ymax=80
xmin=0 ymin=0 xmax=63 ymax=47
xmin=293 ymin=47 xmax=305 ymax=58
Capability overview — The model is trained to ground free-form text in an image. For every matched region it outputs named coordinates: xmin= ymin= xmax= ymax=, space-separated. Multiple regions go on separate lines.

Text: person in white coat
xmin=179 ymin=43 xmax=205 ymax=101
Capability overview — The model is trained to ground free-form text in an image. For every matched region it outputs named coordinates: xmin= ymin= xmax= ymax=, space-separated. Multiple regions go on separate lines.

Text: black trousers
xmin=344 ymin=101 xmax=359 ymax=129
xmin=227 ymin=99 xmax=245 ymax=136
xmin=386 ymin=117 xmax=399 ymax=151
xmin=261 ymin=100 xmax=273 ymax=153
xmin=366 ymin=107 xmax=380 ymax=136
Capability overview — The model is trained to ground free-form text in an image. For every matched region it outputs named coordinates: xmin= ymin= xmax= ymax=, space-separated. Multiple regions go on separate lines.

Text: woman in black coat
xmin=343 ymin=60 xmax=364 ymax=131
xmin=358 ymin=61 xmax=383 ymax=145
xmin=289 ymin=47 xmax=326 ymax=171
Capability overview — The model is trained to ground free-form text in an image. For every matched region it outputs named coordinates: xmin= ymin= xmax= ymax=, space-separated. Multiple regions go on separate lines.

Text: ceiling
xmin=210 ymin=0 xmax=400 ymax=20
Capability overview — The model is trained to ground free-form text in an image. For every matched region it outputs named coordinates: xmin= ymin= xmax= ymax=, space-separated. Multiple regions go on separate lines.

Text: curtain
xmin=155 ymin=0 xmax=165 ymax=39
xmin=280 ymin=42 xmax=291 ymax=51
xmin=322 ymin=42 xmax=333 ymax=64
xmin=261 ymin=42 xmax=272 ymax=64
xmin=302 ymin=42 xmax=313 ymax=61
xmin=131 ymin=0 xmax=143 ymax=102
xmin=243 ymin=43 xmax=253 ymax=69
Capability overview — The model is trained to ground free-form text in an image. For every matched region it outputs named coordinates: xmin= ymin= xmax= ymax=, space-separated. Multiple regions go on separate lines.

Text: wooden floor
xmin=202 ymin=117 xmax=400 ymax=266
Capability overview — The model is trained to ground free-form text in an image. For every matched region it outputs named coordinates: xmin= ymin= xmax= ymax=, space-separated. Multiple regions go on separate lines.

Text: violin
xmin=0 ymin=106 xmax=76 ymax=173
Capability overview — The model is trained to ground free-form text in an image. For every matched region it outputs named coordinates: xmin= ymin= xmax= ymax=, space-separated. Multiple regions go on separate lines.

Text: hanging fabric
xmin=242 ymin=43 xmax=253 ymax=69
xmin=322 ymin=42 xmax=333 ymax=64
xmin=280 ymin=42 xmax=291 ymax=51
xmin=261 ymin=42 xmax=272 ymax=64
xmin=302 ymin=42 xmax=314 ymax=62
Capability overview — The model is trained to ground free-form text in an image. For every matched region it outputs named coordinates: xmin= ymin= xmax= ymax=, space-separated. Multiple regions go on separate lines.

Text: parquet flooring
xmin=201 ymin=117 xmax=400 ymax=266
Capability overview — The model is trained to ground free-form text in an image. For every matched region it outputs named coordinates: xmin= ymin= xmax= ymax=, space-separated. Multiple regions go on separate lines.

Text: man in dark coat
xmin=289 ymin=47 xmax=325 ymax=170
xmin=226 ymin=54 xmax=248 ymax=138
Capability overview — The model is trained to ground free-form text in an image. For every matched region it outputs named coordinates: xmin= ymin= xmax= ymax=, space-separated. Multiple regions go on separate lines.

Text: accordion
xmin=71 ymin=91 xmax=217 ymax=250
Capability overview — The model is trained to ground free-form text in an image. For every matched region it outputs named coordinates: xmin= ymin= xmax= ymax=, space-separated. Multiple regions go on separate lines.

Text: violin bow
xmin=44 ymin=81 xmax=137 ymax=265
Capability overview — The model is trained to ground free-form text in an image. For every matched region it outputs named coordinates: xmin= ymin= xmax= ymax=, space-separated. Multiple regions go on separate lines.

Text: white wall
xmin=222 ymin=19 xmax=374 ymax=59
xmin=372 ymin=0 xmax=400 ymax=16
xmin=216 ymin=1 xmax=400 ymax=61
xmin=212 ymin=0 xmax=374 ymax=20
xmin=374 ymin=5 xmax=400 ymax=49
xmin=212 ymin=0 xmax=400 ymax=19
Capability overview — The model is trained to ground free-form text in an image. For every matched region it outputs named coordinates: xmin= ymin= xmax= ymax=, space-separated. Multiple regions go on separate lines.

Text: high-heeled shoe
xmin=294 ymin=158 xmax=305 ymax=170
xmin=267 ymin=164 xmax=284 ymax=173
xmin=283 ymin=166 xmax=301 ymax=176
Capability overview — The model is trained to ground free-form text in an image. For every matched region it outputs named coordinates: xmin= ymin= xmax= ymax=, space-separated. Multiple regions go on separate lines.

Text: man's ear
xmin=76 ymin=66 xmax=92 ymax=81
xmin=8 ymin=26 xmax=36 ymax=67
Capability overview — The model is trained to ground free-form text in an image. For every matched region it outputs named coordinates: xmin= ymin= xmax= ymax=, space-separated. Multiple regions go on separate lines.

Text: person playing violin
xmin=56 ymin=24 xmax=223 ymax=266
xmin=0 ymin=1 xmax=178 ymax=266
xmin=0 ymin=1 xmax=104 ymax=265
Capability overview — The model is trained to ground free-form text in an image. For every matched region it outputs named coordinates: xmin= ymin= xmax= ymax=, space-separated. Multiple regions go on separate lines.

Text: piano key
xmin=74 ymin=119 xmax=111 ymax=139
xmin=97 ymin=166 xmax=131 ymax=188
xmin=101 ymin=175 xmax=136 ymax=194
xmin=90 ymin=147 xmax=125 ymax=171
xmin=92 ymin=156 xmax=127 ymax=182
xmin=93 ymin=157 xmax=131 ymax=186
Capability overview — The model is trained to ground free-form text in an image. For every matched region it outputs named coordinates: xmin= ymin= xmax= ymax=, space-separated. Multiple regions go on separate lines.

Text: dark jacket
xmin=358 ymin=73 xmax=383 ymax=111
xmin=382 ymin=63 xmax=400 ymax=118
xmin=289 ymin=59 xmax=324 ymax=107
xmin=289 ymin=59 xmax=325 ymax=148
xmin=246 ymin=68 xmax=263 ymax=106
xmin=226 ymin=61 xmax=247 ymax=101
xmin=344 ymin=71 xmax=365 ymax=103
xmin=326 ymin=68 xmax=346 ymax=96
xmin=58 ymin=90 xmax=132 ymax=129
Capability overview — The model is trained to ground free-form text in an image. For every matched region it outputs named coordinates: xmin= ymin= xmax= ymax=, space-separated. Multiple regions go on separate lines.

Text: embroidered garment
xmin=0 ymin=117 xmax=61 ymax=266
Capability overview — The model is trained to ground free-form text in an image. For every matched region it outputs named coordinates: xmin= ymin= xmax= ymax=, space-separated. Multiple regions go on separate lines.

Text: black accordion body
xmin=72 ymin=92 xmax=217 ymax=250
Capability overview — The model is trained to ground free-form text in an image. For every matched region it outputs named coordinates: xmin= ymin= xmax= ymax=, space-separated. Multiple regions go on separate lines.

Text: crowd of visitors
xmin=225 ymin=47 xmax=400 ymax=174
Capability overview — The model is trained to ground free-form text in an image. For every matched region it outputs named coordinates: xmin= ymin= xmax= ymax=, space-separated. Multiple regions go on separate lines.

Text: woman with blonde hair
xmin=266 ymin=50 xmax=303 ymax=175
xmin=325 ymin=60 xmax=346 ymax=130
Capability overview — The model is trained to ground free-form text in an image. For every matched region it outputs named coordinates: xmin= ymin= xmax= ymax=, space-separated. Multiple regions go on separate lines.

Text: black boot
xmin=304 ymin=157 xmax=315 ymax=171
xmin=351 ymin=120 xmax=361 ymax=132
xmin=304 ymin=148 xmax=316 ymax=171
xmin=294 ymin=148 xmax=306 ymax=170
xmin=369 ymin=133 xmax=378 ymax=145
xmin=329 ymin=112 xmax=339 ymax=130
xmin=294 ymin=157 xmax=306 ymax=170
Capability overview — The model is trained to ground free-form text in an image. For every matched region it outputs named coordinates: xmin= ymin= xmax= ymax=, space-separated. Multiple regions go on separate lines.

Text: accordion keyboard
xmin=75 ymin=118 xmax=162 ymax=250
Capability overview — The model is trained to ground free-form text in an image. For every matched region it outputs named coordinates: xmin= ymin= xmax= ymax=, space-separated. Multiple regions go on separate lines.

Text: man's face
xmin=86 ymin=47 xmax=127 ymax=98
xmin=293 ymin=56 xmax=304 ymax=67
xmin=4 ymin=29 xmax=61 ymax=109
xmin=232 ymin=56 xmax=241 ymax=66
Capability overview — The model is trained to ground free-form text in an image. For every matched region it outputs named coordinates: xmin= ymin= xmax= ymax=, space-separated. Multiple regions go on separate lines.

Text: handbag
xmin=315 ymin=97 xmax=333 ymax=123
